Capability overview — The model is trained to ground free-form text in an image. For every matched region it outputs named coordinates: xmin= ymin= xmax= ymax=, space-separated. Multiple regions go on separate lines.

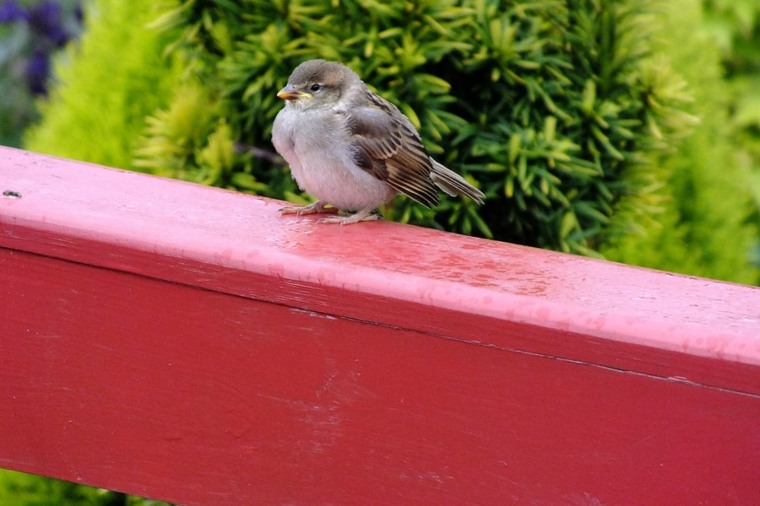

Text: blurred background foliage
xmin=601 ymin=0 xmax=760 ymax=281
xmin=1 ymin=0 xmax=759 ymax=497
xmin=0 ymin=0 xmax=83 ymax=146
xmin=20 ymin=0 xmax=183 ymax=168
xmin=0 ymin=468 xmax=172 ymax=505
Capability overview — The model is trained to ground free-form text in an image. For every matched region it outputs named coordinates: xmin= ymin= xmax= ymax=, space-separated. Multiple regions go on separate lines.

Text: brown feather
xmin=348 ymin=91 xmax=440 ymax=207
xmin=430 ymin=160 xmax=485 ymax=205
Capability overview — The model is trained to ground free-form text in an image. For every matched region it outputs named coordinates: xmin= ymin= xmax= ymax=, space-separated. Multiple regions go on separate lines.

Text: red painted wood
xmin=1 ymin=146 xmax=759 ymax=504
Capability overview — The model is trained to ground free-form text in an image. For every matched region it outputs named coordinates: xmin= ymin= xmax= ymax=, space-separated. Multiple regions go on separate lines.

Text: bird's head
xmin=277 ymin=59 xmax=361 ymax=110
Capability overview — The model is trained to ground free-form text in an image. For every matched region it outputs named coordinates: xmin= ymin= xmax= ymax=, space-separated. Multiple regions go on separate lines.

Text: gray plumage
xmin=272 ymin=59 xmax=484 ymax=224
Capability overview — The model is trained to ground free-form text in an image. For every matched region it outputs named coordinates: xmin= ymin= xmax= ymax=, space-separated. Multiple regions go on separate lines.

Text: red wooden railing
xmin=1 ymin=146 xmax=759 ymax=504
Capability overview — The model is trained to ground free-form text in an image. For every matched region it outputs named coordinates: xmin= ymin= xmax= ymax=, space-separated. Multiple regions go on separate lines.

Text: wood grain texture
xmin=1 ymin=146 xmax=759 ymax=504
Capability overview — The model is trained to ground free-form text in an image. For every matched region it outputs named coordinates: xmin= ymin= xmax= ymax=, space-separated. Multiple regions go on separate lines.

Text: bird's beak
xmin=277 ymin=86 xmax=312 ymax=101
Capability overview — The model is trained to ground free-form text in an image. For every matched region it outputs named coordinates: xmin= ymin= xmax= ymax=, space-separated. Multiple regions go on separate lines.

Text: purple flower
xmin=26 ymin=50 xmax=50 ymax=95
xmin=0 ymin=0 xmax=29 ymax=23
xmin=29 ymin=0 xmax=69 ymax=46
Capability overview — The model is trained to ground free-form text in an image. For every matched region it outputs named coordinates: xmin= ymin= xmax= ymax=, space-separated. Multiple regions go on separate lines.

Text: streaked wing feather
xmin=348 ymin=91 xmax=439 ymax=207
xmin=430 ymin=160 xmax=485 ymax=205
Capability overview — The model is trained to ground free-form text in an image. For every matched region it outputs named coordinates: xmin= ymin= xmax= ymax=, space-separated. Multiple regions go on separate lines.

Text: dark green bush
xmin=137 ymin=0 xmax=695 ymax=254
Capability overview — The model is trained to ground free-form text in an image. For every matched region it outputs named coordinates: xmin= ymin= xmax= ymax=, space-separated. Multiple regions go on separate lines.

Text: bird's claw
xmin=279 ymin=201 xmax=335 ymax=216
xmin=280 ymin=201 xmax=380 ymax=225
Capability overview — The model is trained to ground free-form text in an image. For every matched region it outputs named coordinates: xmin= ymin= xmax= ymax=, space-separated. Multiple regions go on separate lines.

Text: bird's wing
xmin=346 ymin=91 xmax=439 ymax=207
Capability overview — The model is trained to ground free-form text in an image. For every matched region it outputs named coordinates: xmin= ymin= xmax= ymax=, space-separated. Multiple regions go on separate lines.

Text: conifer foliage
xmin=138 ymin=0 xmax=692 ymax=253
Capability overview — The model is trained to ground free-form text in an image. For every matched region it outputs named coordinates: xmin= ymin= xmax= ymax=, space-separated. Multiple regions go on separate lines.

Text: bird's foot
xmin=279 ymin=201 xmax=335 ymax=216
xmin=317 ymin=209 xmax=380 ymax=225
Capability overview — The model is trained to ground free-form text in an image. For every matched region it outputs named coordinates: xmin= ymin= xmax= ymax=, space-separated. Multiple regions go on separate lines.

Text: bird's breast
xmin=273 ymin=108 xmax=394 ymax=210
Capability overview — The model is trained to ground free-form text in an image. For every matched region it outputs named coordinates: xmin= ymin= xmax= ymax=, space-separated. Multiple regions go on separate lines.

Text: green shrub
xmin=702 ymin=0 xmax=760 ymax=273
xmin=601 ymin=0 xmax=759 ymax=284
xmin=0 ymin=468 xmax=173 ymax=505
xmin=24 ymin=0 xmax=182 ymax=170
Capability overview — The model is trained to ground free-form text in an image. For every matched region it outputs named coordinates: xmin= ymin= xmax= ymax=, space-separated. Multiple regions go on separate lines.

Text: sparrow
xmin=271 ymin=59 xmax=485 ymax=225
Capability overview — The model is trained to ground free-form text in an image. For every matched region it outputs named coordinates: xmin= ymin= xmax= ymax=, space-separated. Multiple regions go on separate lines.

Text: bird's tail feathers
xmin=430 ymin=159 xmax=485 ymax=205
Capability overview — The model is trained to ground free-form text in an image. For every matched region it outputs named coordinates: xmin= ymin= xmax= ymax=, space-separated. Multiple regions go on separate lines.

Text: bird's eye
xmin=310 ymin=83 xmax=322 ymax=92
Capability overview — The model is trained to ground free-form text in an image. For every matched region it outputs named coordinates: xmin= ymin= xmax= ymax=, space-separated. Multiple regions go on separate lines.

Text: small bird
xmin=271 ymin=59 xmax=485 ymax=225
